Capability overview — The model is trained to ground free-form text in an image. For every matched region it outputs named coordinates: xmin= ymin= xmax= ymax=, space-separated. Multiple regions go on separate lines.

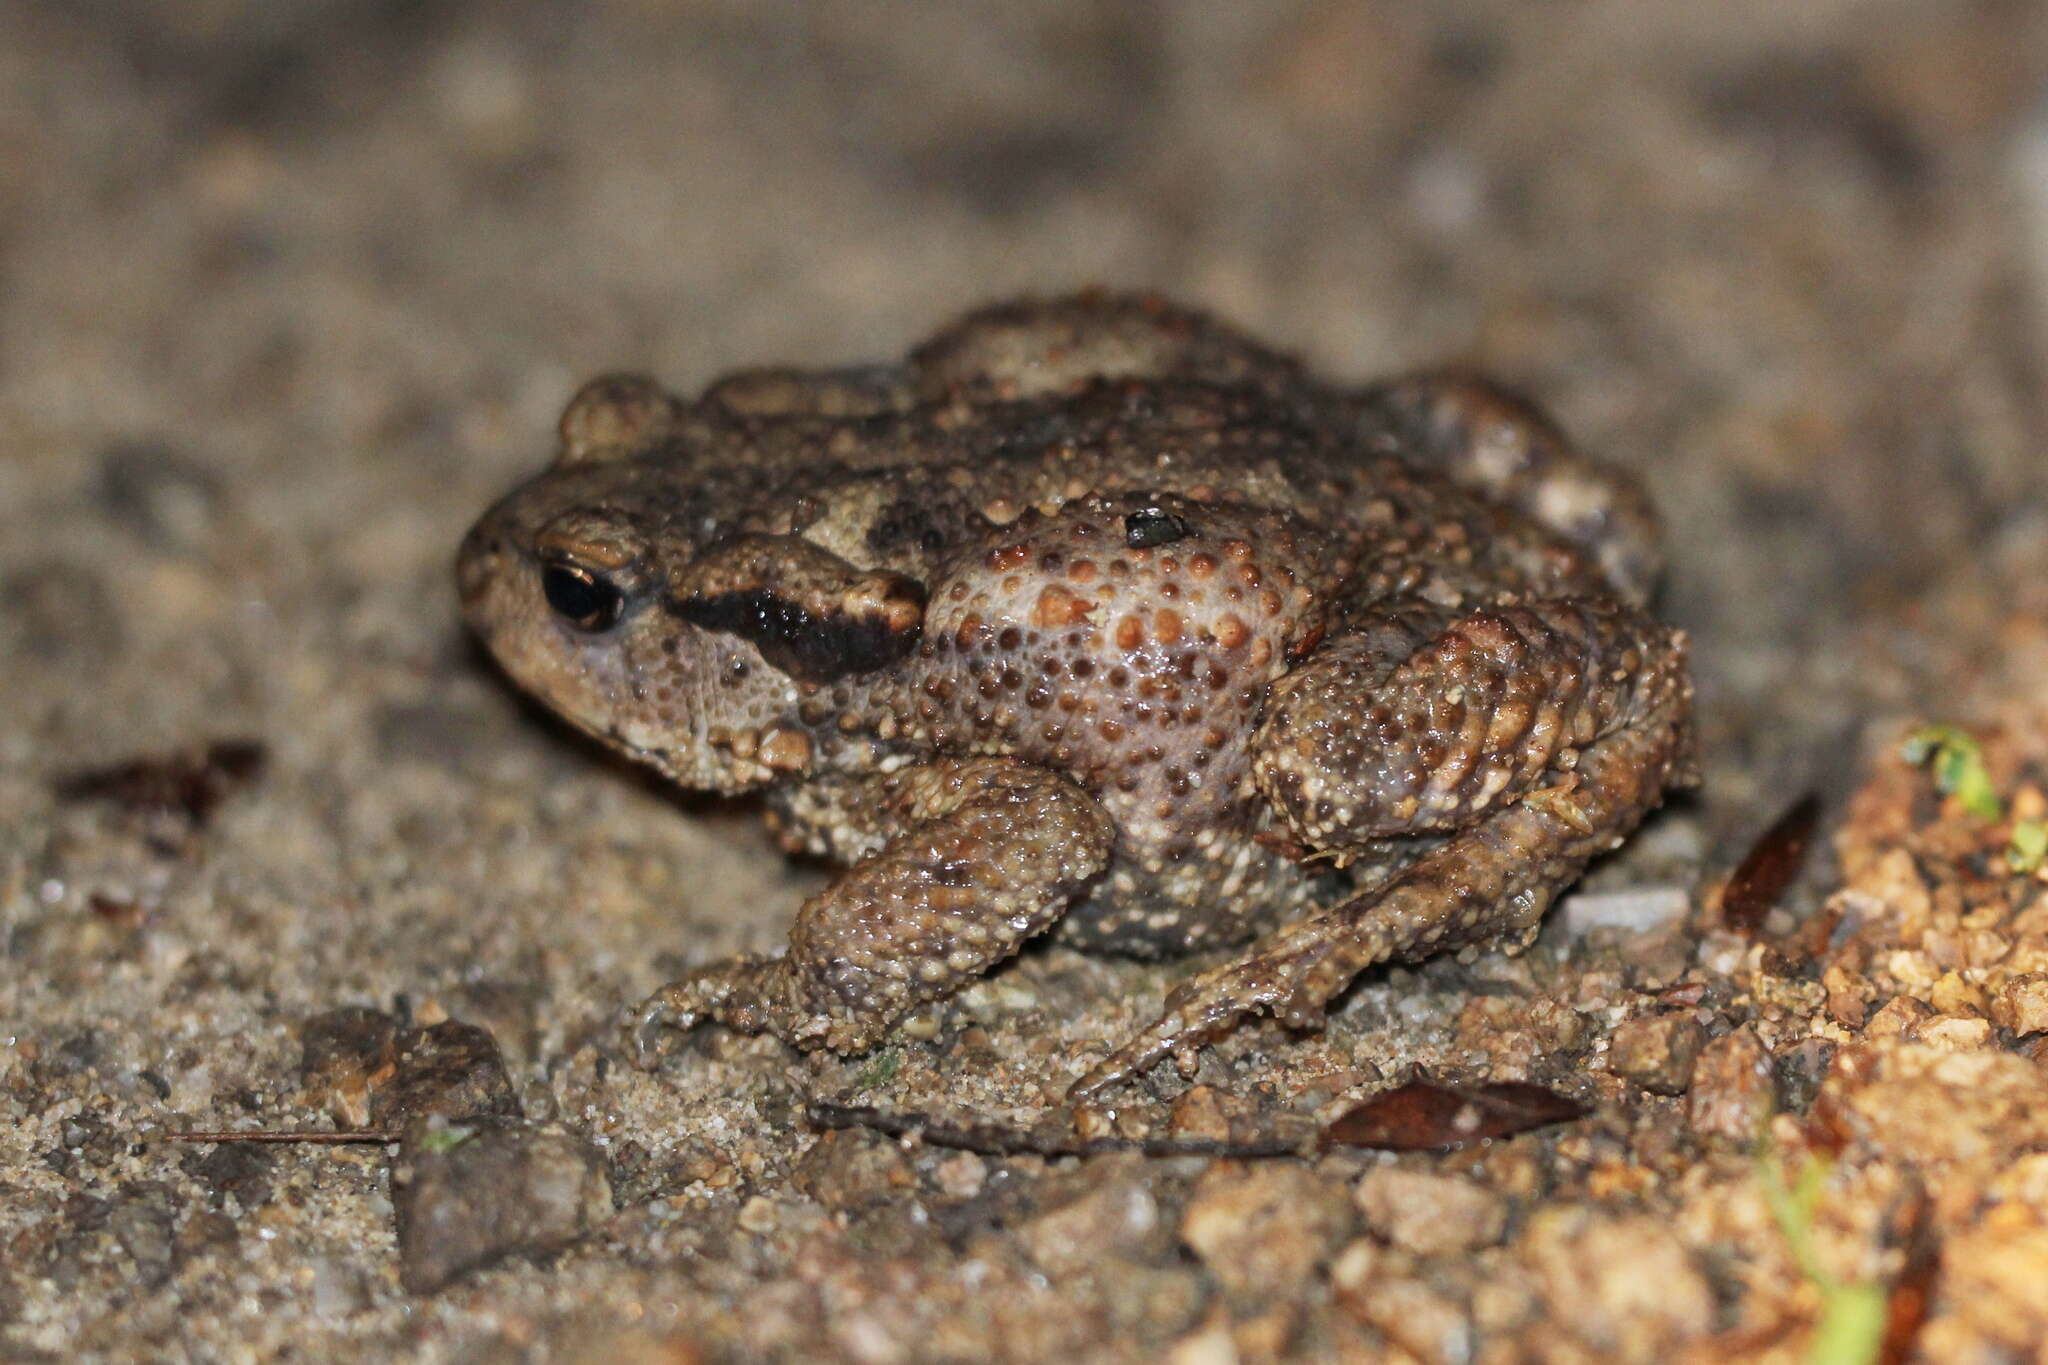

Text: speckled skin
xmin=457 ymin=293 xmax=1695 ymax=1099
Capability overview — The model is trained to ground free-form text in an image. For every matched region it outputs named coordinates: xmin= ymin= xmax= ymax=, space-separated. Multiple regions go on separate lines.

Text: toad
xmin=458 ymin=293 xmax=1694 ymax=1100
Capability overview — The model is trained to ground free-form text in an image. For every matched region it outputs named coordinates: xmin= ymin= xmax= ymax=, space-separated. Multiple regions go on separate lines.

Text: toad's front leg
xmin=1070 ymin=598 xmax=1693 ymax=1101
xmin=632 ymin=757 xmax=1114 ymax=1064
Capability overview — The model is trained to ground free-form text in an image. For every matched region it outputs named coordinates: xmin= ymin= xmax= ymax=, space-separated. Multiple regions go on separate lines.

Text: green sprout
xmin=416 ymin=1122 xmax=476 ymax=1155
xmin=2008 ymin=819 xmax=2048 ymax=876
xmin=853 ymin=1046 xmax=902 ymax=1092
xmin=1901 ymin=725 xmax=2002 ymax=821
xmin=1757 ymin=1143 xmax=1887 ymax=1365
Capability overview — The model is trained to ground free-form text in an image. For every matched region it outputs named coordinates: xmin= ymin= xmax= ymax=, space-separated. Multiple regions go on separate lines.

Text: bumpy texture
xmin=457 ymin=292 xmax=1695 ymax=1097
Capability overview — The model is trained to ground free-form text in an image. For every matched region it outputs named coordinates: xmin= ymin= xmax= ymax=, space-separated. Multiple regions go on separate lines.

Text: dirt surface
xmin=6 ymin=3 xmax=2048 ymax=1362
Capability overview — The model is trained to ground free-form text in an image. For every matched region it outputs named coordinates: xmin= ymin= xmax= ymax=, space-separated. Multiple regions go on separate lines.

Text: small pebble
xmin=392 ymin=1119 xmax=612 ymax=1293
xmin=1353 ymin=1168 xmax=1505 ymax=1256
xmin=1607 ymin=1012 xmax=1707 ymax=1094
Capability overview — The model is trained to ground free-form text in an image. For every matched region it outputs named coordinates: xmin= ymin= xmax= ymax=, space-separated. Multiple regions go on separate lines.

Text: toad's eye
xmin=541 ymin=561 xmax=625 ymax=632
xmin=1124 ymin=506 xmax=1192 ymax=549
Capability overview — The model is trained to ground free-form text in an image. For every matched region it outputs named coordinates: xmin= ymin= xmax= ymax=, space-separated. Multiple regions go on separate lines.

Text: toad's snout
xmin=455 ymin=518 xmax=515 ymax=621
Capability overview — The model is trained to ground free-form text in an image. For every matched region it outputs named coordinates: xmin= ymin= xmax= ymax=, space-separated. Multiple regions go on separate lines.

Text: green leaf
xmin=1759 ymin=1143 xmax=1824 ymax=1283
xmin=854 ymin=1046 xmax=902 ymax=1091
xmin=1901 ymin=725 xmax=2002 ymax=820
xmin=417 ymin=1123 xmax=475 ymax=1154
xmin=1758 ymin=1142 xmax=1889 ymax=1365
xmin=2009 ymin=819 xmax=2048 ymax=875
xmin=1804 ymin=1282 xmax=1888 ymax=1365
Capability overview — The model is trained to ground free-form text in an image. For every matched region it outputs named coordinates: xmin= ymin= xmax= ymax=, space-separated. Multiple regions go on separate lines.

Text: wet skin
xmin=458 ymin=293 xmax=1695 ymax=1100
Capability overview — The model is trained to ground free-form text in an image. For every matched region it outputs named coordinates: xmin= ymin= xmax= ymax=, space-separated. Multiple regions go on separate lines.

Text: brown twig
xmin=159 ymin=1129 xmax=392 ymax=1144
xmin=807 ymin=1101 xmax=1307 ymax=1158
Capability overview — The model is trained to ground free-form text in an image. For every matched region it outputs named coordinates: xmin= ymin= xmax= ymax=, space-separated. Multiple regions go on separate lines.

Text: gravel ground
xmin=6 ymin=3 xmax=2048 ymax=1361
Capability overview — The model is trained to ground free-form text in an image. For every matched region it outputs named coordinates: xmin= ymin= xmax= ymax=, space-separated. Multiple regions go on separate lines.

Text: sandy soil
xmin=6 ymin=3 xmax=2048 ymax=1361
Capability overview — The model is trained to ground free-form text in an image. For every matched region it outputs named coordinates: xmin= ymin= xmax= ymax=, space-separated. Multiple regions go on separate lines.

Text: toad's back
xmin=657 ymin=382 xmax=1627 ymax=953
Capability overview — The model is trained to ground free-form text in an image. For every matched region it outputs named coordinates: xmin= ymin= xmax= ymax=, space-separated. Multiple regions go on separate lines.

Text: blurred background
xmin=8 ymin=1 xmax=2045 ymax=709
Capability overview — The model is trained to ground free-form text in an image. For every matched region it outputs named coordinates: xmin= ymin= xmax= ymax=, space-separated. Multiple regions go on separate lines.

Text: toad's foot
xmin=630 ymin=757 xmax=1113 ymax=1067
xmin=629 ymin=957 xmax=802 ymax=1067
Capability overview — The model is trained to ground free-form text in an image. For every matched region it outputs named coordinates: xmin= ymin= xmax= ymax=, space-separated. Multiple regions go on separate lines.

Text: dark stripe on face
xmin=669 ymin=583 xmax=926 ymax=683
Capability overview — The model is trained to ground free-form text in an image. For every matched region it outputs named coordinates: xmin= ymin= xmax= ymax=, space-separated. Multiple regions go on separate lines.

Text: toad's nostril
xmin=455 ymin=535 xmax=500 ymax=609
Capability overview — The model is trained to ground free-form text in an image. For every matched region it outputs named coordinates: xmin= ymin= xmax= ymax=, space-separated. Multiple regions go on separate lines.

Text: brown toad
xmin=457 ymin=293 xmax=1695 ymax=1099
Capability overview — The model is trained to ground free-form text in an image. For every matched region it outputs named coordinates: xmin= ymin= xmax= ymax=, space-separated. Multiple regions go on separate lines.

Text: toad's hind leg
xmin=909 ymin=292 xmax=1304 ymax=400
xmin=1349 ymin=375 xmax=1663 ymax=606
xmin=1069 ymin=600 xmax=1692 ymax=1102
xmin=632 ymin=758 xmax=1113 ymax=1064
